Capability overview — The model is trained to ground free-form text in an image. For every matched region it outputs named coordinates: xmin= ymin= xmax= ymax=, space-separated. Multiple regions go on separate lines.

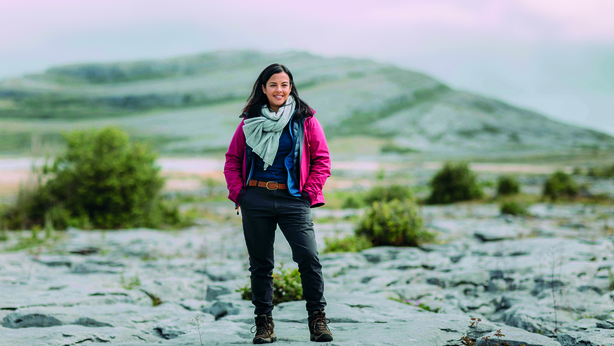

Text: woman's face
xmin=262 ymin=72 xmax=292 ymax=112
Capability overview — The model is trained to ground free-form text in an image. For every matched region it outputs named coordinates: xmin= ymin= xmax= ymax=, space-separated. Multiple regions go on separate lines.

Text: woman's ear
xmin=261 ymin=84 xmax=266 ymax=94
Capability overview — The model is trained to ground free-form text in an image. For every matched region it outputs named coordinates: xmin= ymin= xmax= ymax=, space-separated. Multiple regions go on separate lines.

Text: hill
xmin=0 ymin=49 xmax=612 ymax=156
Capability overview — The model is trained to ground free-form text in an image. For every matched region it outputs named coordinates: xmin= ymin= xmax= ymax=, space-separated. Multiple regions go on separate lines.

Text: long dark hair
xmin=240 ymin=63 xmax=313 ymax=120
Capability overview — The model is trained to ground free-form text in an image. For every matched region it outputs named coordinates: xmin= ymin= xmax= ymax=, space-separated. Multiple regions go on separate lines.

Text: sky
xmin=1 ymin=0 xmax=613 ymax=134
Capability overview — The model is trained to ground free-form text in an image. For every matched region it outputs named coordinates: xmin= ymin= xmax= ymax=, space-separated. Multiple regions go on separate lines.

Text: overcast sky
xmin=1 ymin=0 xmax=613 ymax=134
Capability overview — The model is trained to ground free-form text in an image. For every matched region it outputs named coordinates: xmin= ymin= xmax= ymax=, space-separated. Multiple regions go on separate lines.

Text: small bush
xmin=341 ymin=195 xmax=362 ymax=209
xmin=323 ymin=234 xmax=372 ymax=253
xmin=497 ymin=176 xmax=520 ymax=196
xmin=363 ymin=184 xmax=414 ymax=205
xmin=543 ymin=171 xmax=578 ymax=201
xmin=236 ymin=262 xmax=303 ymax=305
xmin=587 ymin=165 xmax=614 ymax=178
xmin=500 ymin=201 xmax=529 ymax=216
xmin=355 ymin=199 xmax=435 ymax=247
xmin=0 ymin=126 xmax=189 ymax=230
xmin=427 ymin=162 xmax=483 ymax=204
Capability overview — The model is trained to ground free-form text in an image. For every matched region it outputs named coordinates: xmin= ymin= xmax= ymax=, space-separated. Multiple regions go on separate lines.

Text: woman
xmin=223 ymin=63 xmax=333 ymax=343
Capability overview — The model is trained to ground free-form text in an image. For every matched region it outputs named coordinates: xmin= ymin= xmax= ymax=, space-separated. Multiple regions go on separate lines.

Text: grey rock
xmin=578 ymin=285 xmax=603 ymax=295
xmin=3 ymin=311 xmax=63 ymax=328
xmin=71 ymin=259 xmax=125 ymax=274
xmin=206 ymin=284 xmax=231 ymax=301
xmin=139 ymin=277 xmax=206 ymax=303
xmin=574 ymin=318 xmax=600 ymax=330
xmin=178 ymin=299 xmax=211 ymax=311
xmin=558 ymin=329 xmax=614 ymax=346
xmin=153 ymin=312 xmax=215 ymax=339
xmin=208 ymin=300 xmax=243 ymax=320
xmin=475 ymin=326 xmax=562 ymax=346
xmin=531 ymin=276 xmax=566 ymax=296
xmin=596 ymin=320 xmax=614 ymax=329
xmin=0 ymin=325 xmax=161 ymax=346
xmin=390 ymin=284 xmax=444 ymax=300
xmin=73 ymin=317 xmax=113 ymax=328
xmin=32 ymin=255 xmax=72 ymax=267
xmin=474 ymin=224 xmax=527 ymax=242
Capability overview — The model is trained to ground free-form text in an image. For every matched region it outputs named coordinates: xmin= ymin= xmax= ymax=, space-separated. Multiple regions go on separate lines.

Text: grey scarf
xmin=243 ymin=95 xmax=296 ymax=170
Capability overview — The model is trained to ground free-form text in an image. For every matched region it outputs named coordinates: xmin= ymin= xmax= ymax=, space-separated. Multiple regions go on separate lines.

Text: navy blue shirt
xmin=251 ymin=122 xmax=293 ymax=183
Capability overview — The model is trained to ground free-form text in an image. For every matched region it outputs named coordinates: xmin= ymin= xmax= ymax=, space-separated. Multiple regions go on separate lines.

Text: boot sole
xmin=311 ymin=334 xmax=333 ymax=342
xmin=253 ymin=336 xmax=277 ymax=344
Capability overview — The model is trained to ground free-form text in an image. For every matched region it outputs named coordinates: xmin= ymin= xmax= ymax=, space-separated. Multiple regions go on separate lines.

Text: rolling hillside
xmin=0 ymin=49 xmax=612 ymax=156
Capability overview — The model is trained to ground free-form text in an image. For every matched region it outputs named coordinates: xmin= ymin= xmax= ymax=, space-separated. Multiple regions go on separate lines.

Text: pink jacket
xmin=224 ymin=109 xmax=331 ymax=209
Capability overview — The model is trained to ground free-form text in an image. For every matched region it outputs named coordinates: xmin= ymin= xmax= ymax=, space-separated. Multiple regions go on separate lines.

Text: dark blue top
xmin=251 ymin=121 xmax=293 ymax=183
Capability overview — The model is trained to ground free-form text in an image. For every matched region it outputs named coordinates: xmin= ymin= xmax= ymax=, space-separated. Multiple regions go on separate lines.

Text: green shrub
xmin=355 ymin=199 xmax=435 ymax=247
xmin=341 ymin=195 xmax=362 ymax=209
xmin=497 ymin=176 xmax=520 ymax=196
xmin=480 ymin=180 xmax=495 ymax=188
xmin=587 ymin=165 xmax=614 ymax=178
xmin=363 ymin=184 xmax=414 ymax=205
xmin=500 ymin=201 xmax=529 ymax=216
xmin=1 ymin=126 xmax=188 ymax=230
xmin=543 ymin=171 xmax=578 ymax=201
xmin=427 ymin=162 xmax=483 ymax=204
xmin=236 ymin=262 xmax=303 ymax=305
xmin=323 ymin=234 xmax=372 ymax=253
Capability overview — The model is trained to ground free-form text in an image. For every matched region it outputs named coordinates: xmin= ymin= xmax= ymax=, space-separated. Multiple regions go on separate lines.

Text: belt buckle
xmin=266 ymin=181 xmax=279 ymax=190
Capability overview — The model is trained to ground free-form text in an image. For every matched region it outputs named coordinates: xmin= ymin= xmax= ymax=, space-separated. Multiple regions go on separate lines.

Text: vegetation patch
xmin=587 ymin=164 xmax=614 ymax=178
xmin=543 ymin=171 xmax=579 ymax=201
xmin=500 ymin=200 xmax=530 ymax=216
xmin=497 ymin=175 xmax=520 ymax=196
xmin=237 ymin=262 xmax=303 ymax=305
xmin=427 ymin=162 xmax=483 ymax=204
xmin=356 ymin=199 xmax=435 ymax=247
xmin=0 ymin=126 xmax=191 ymax=230
xmin=363 ymin=184 xmax=414 ymax=205
xmin=323 ymin=234 xmax=372 ymax=253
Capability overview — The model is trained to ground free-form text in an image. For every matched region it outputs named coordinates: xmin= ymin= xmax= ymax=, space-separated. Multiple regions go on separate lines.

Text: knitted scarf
xmin=243 ymin=95 xmax=296 ymax=170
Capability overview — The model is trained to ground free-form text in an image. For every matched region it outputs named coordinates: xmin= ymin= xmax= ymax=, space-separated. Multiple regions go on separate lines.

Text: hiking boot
xmin=308 ymin=310 xmax=333 ymax=342
xmin=250 ymin=314 xmax=277 ymax=344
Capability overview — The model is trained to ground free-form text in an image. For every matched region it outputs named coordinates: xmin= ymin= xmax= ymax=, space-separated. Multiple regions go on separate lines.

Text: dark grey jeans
xmin=239 ymin=185 xmax=326 ymax=316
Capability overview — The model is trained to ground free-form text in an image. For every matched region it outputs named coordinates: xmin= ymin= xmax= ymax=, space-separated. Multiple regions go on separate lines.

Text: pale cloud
xmin=515 ymin=0 xmax=614 ymax=41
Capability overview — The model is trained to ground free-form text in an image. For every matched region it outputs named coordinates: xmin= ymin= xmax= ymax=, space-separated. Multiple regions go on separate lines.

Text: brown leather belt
xmin=249 ymin=179 xmax=288 ymax=190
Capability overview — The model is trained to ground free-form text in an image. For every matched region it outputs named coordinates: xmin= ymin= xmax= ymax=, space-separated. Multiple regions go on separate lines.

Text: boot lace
xmin=310 ymin=313 xmax=331 ymax=333
xmin=250 ymin=316 xmax=272 ymax=337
